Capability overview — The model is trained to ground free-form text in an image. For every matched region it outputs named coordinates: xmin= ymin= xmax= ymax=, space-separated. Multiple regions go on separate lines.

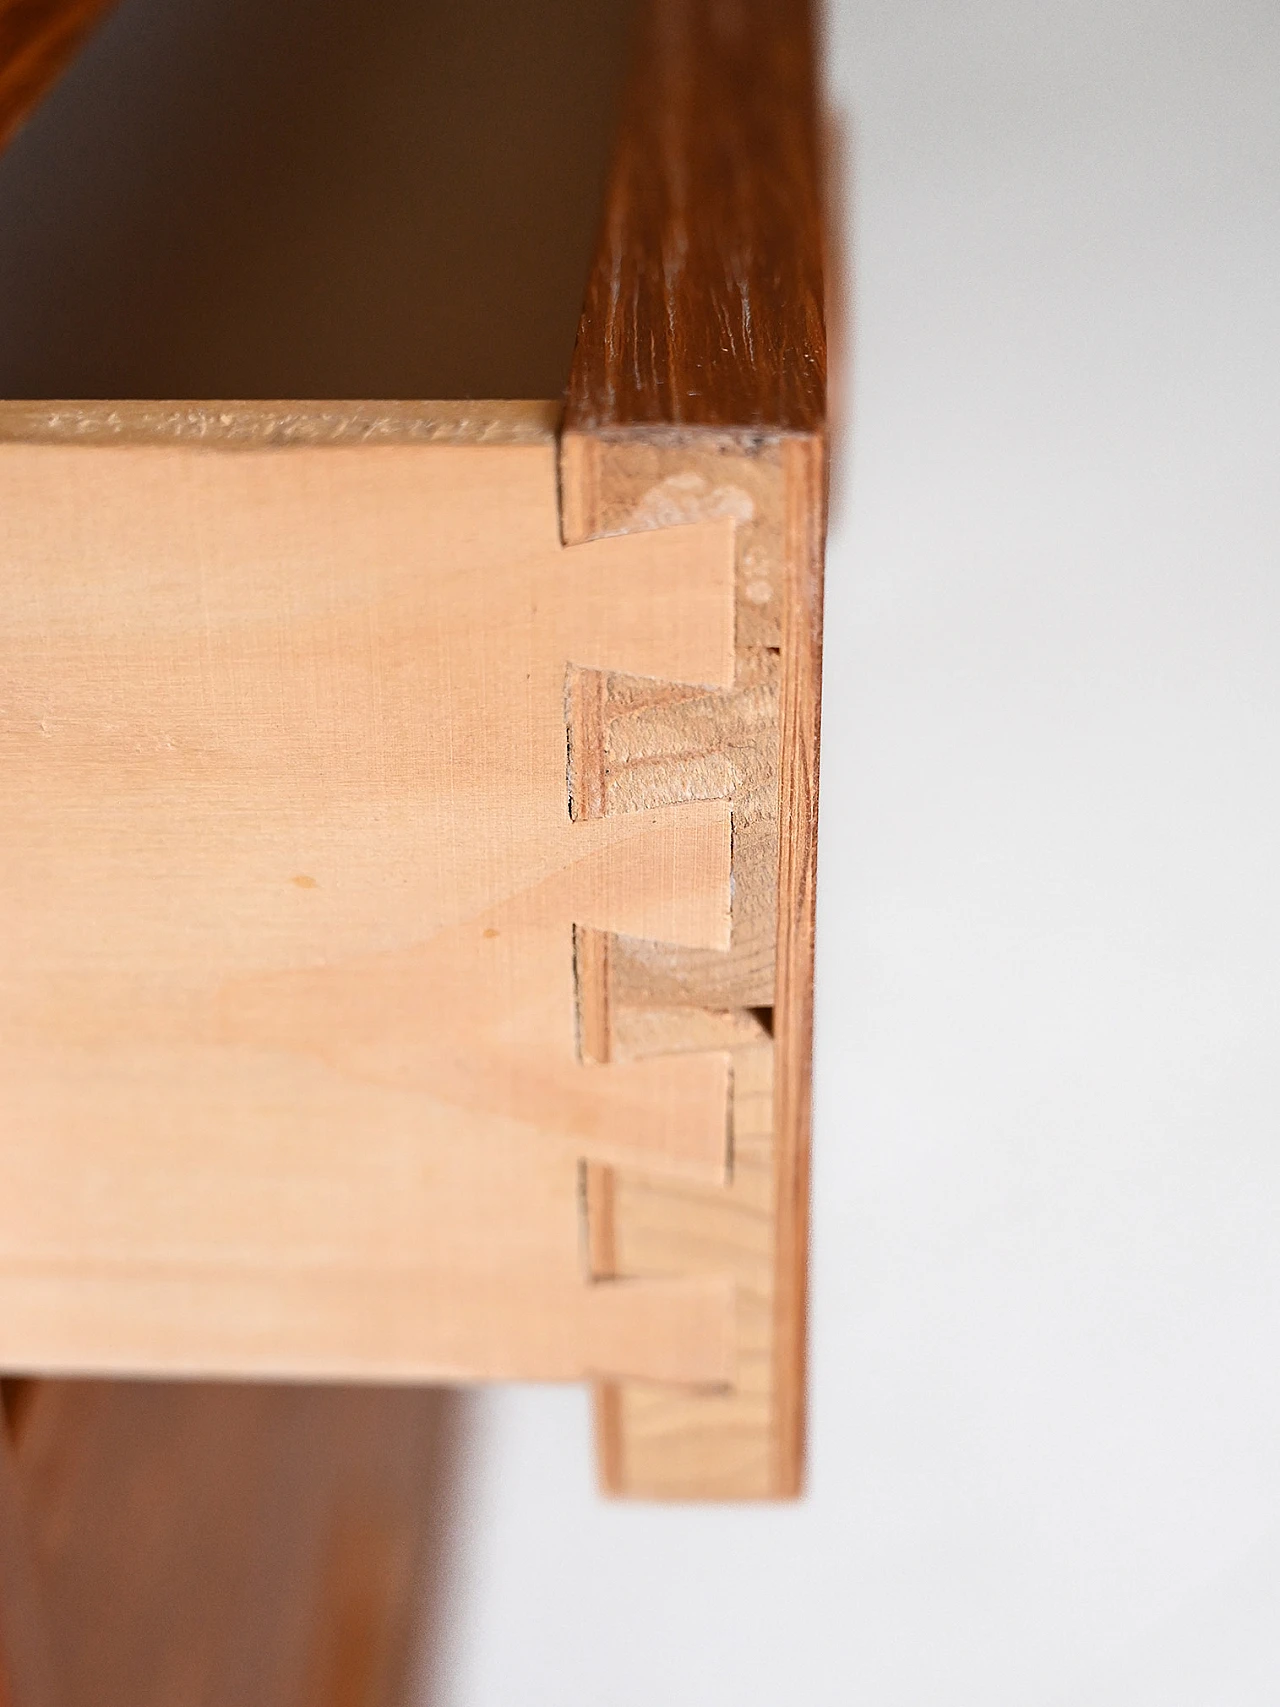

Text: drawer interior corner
xmin=0 ymin=0 xmax=634 ymax=401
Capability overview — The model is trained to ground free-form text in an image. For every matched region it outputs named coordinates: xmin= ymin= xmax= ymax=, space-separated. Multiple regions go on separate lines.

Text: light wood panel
xmin=0 ymin=402 xmax=739 ymax=1391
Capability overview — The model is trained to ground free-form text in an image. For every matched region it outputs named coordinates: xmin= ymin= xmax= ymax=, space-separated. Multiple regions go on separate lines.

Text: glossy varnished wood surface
xmin=0 ymin=0 xmax=114 ymax=153
xmin=565 ymin=0 xmax=826 ymax=434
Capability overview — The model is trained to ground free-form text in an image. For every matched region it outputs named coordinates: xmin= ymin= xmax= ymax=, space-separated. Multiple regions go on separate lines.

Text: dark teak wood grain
xmin=565 ymin=0 xmax=826 ymax=434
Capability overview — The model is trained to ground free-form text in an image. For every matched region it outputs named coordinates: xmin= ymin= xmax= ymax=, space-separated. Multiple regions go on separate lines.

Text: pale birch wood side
xmin=0 ymin=405 xmax=739 ymax=1390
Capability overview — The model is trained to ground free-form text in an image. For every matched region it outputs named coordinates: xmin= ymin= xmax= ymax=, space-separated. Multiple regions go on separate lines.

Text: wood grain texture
xmin=563 ymin=0 xmax=827 ymax=1496
xmin=0 ymin=406 xmax=739 ymax=1391
xmin=0 ymin=0 xmax=113 ymax=153
xmin=564 ymin=0 xmax=825 ymax=433
xmin=566 ymin=650 xmax=779 ymax=1011
xmin=566 ymin=436 xmax=824 ymax=1497
xmin=4 ymin=1378 xmax=454 ymax=1707
xmin=0 ymin=0 xmax=826 ymax=1508
xmin=771 ymin=434 xmax=825 ymax=1489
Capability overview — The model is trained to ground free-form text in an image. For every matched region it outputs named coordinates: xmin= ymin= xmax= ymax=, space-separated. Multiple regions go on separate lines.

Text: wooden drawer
xmin=0 ymin=0 xmax=826 ymax=1504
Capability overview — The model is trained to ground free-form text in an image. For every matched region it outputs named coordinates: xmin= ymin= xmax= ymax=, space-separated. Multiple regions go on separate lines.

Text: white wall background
xmin=426 ymin=2 xmax=1280 ymax=1699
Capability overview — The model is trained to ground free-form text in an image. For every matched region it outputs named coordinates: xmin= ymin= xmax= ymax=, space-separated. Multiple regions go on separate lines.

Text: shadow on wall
xmin=0 ymin=0 xmax=634 ymax=399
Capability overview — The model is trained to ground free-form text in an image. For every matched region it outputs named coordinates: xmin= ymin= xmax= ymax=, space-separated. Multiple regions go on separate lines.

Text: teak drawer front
xmin=0 ymin=0 xmax=826 ymax=1503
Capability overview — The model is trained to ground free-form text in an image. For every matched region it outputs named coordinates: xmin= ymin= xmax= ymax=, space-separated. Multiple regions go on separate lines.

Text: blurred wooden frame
xmin=0 ymin=0 xmax=825 ymax=1554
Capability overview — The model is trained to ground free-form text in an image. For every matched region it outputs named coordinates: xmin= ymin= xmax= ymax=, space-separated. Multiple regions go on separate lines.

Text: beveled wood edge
xmin=0 ymin=398 xmax=560 ymax=448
